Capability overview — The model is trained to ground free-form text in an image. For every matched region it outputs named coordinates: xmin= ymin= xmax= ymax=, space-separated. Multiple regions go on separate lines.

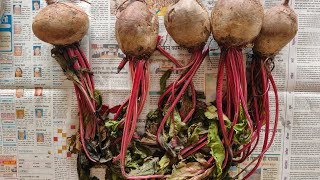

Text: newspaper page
xmin=0 ymin=0 xmax=318 ymax=179
xmin=281 ymin=0 xmax=320 ymax=179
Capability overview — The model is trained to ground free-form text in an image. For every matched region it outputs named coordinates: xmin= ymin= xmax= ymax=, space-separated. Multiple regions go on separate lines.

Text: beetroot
xmin=211 ymin=0 xmax=264 ymax=174
xmin=113 ymin=1 xmax=163 ymax=179
xmin=33 ymin=0 xmax=104 ymax=165
xmin=253 ymin=0 xmax=298 ymax=57
xmin=155 ymin=0 xmax=212 ymax=173
xmin=164 ymin=0 xmax=210 ymax=49
xmin=33 ymin=2 xmax=89 ymax=45
xmin=241 ymin=0 xmax=297 ymax=178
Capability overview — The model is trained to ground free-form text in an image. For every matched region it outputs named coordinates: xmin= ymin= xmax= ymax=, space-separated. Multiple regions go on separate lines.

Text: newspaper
xmin=0 ymin=0 xmax=316 ymax=179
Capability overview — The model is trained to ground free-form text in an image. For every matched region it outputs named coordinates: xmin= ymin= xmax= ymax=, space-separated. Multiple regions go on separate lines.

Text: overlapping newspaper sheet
xmin=0 ymin=0 xmax=316 ymax=179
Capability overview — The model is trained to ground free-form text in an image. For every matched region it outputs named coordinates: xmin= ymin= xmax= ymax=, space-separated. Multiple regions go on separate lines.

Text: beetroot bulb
xmin=211 ymin=0 xmax=264 ymax=174
xmin=240 ymin=0 xmax=297 ymax=179
xmin=113 ymin=1 xmax=164 ymax=179
xmin=32 ymin=0 xmax=110 ymax=165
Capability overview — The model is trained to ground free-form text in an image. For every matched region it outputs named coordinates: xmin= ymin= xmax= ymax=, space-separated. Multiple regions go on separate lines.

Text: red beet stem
xmin=233 ymin=131 xmax=258 ymax=156
xmin=235 ymin=50 xmax=247 ymax=102
xmin=216 ymin=51 xmax=230 ymax=147
xmin=74 ymin=85 xmax=97 ymax=162
xmin=129 ymin=59 xmax=135 ymax=82
xmin=126 ymin=62 xmax=148 ymax=145
xmin=120 ymin=61 xmax=143 ymax=175
xmin=234 ymin=58 xmax=270 ymax=159
xmin=226 ymin=51 xmax=240 ymax=142
xmin=54 ymin=45 xmax=102 ymax=162
xmin=118 ymin=60 xmax=164 ymax=179
xmin=156 ymin=48 xmax=208 ymax=146
xmin=158 ymin=58 xmax=198 ymax=108
xmin=156 ymin=44 xmax=196 ymax=118
xmin=67 ymin=48 xmax=96 ymax=113
xmin=239 ymin=84 xmax=254 ymax=135
xmin=114 ymin=98 xmax=129 ymax=120
xmin=157 ymin=45 xmax=197 ymax=126
xmin=251 ymin=59 xmax=261 ymax=126
xmin=73 ymin=46 xmax=94 ymax=95
xmin=138 ymin=62 xmax=149 ymax=115
xmin=226 ymin=84 xmax=231 ymax=118
xmin=117 ymin=57 xmax=128 ymax=73
xmin=182 ymin=140 xmax=208 ymax=158
xmin=157 ymin=45 xmax=196 ymax=70
xmin=241 ymin=61 xmax=272 ymax=179
xmin=77 ymin=45 xmax=96 ymax=93
xmin=216 ymin=54 xmax=233 ymax=169
xmin=180 ymin=135 xmax=208 ymax=156
xmin=72 ymin=47 xmax=97 ymax=128
xmin=260 ymin=60 xmax=271 ymax=152
xmin=234 ymin=51 xmax=254 ymax=132
xmin=236 ymin=65 xmax=279 ymax=180
xmin=234 ymin=58 xmax=263 ymax=156
xmin=207 ymin=156 xmax=215 ymax=165
xmin=217 ymin=48 xmax=255 ymax=168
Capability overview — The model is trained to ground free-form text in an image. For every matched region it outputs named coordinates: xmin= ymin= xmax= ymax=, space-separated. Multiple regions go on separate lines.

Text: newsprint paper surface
xmin=0 ymin=0 xmax=317 ymax=179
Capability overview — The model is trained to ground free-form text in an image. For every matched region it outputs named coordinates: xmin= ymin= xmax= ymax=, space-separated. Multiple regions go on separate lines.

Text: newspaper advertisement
xmin=0 ymin=0 xmax=317 ymax=179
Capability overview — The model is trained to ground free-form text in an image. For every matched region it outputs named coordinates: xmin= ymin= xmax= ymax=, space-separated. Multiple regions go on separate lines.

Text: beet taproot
xmin=32 ymin=2 xmax=89 ymax=45
xmin=115 ymin=1 xmax=159 ymax=59
xmin=164 ymin=0 xmax=210 ymax=49
xmin=211 ymin=0 xmax=264 ymax=47
xmin=253 ymin=0 xmax=298 ymax=57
